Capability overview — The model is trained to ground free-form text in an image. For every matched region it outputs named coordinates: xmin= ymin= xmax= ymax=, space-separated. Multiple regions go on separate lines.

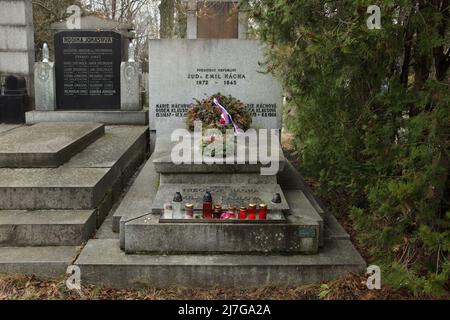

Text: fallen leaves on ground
xmin=0 ymin=273 xmax=438 ymax=300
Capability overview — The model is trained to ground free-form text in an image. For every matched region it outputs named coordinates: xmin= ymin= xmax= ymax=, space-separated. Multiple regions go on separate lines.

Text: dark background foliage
xmin=244 ymin=0 xmax=449 ymax=295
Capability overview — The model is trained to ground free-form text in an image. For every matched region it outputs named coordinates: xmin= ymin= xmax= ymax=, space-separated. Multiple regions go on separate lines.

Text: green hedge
xmin=245 ymin=0 xmax=449 ymax=296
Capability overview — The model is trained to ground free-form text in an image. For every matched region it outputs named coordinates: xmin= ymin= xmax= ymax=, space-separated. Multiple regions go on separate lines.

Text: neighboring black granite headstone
xmin=54 ymin=30 xmax=122 ymax=110
xmin=0 ymin=75 xmax=29 ymax=123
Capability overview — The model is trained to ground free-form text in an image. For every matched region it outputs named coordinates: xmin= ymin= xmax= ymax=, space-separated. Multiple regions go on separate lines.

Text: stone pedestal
xmin=34 ymin=62 xmax=56 ymax=111
xmin=0 ymin=0 xmax=35 ymax=102
xmin=120 ymin=62 xmax=141 ymax=111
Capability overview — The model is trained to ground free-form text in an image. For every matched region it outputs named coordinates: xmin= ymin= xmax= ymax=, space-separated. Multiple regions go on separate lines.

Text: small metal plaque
xmin=298 ymin=228 xmax=317 ymax=238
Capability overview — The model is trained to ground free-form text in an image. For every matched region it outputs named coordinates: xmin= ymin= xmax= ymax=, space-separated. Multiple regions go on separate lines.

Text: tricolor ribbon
xmin=213 ymin=98 xmax=243 ymax=134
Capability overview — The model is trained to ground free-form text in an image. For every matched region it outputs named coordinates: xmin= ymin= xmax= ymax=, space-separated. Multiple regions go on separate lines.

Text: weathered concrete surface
xmin=160 ymin=173 xmax=276 ymax=185
xmin=0 ymin=122 xmax=105 ymax=168
xmin=0 ymin=126 xmax=148 ymax=213
xmin=112 ymin=156 xmax=159 ymax=233
xmin=0 ymin=0 xmax=35 ymax=99
xmin=0 ymin=210 xmax=96 ymax=246
xmin=66 ymin=126 xmax=148 ymax=169
xmin=152 ymin=135 xmax=286 ymax=174
xmin=0 ymin=245 xmax=79 ymax=279
xmin=65 ymin=126 xmax=149 ymax=226
xmin=34 ymin=62 xmax=56 ymax=111
xmin=278 ymin=160 xmax=328 ymax=218
xmin=285 ymin=190 xmax=324 ymax=248
xmin=120 ymin=62 xmax=141 ymax=111
xmin=125 ymin=214 xmax=319 ymax=255
xmin=0 ymin=167 xmax=111 ymax=209
xmin=76 ymin=238 xmax=365 ymax=289
xmin=26 ymin=110 xmax=149 ymax=125
xmin=96 ymin=210 xmax=120 ymax=240
xmin=0 ymin=125 xmax=21 ymax=135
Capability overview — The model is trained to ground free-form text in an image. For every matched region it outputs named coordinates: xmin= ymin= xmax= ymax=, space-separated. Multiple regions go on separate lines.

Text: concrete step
xmin=0 ymin=124 xmax=21 ymax=135
xmin=152 ymin=134 xmax=286 ymax=174
xmin=0 ymin=122 xmax=105 ymax=168
xmin=0 ymin=126 xmax=149 ymax=213
xmin=65 ymin=125 xmax=149 ymax=225
xmin=0 ymin=245 xmax=79 ymax=279
xmin=0 ymin=210 xmax=96 ymax=246
xmin=75 ymin=239 xmax=366 ymax=289
xmin=26 ymin=110 xmax=149 ymax=125
xmin=124 ymin=189 xmax=321 ymax=255
xmin=0 ymin=167 xmax=111 ymax=210
xmin=112 ymin=156 xmax=159 ymax=234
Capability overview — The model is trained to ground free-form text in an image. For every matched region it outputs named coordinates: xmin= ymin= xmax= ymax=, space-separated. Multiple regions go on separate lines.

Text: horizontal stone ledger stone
xmin=0 ymin=210 xmax=96 ymax=246
xmin=0 ymin=122 xmax=105 ymax=168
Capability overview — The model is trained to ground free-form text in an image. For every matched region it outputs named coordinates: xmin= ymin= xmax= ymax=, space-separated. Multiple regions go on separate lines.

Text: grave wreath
xmin=185 ymin=93 xmax=252 ymax=133
xmin=185 ymin=93 xmax=252 ymax=158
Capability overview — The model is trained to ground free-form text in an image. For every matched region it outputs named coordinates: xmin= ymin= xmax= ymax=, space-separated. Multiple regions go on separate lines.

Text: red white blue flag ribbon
xmin=213 ymin=98 xmax=243 ymax=134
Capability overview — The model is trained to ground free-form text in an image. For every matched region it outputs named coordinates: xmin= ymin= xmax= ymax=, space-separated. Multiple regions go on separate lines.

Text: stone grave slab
xmin=152 ymin=134 xmax=286 ymax=174
xmin=0 ymin=122 xmax=105 ymax=168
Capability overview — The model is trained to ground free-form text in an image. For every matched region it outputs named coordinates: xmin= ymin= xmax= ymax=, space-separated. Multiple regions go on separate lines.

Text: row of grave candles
xmin=165 ymin=192 xmax=268 ymax=220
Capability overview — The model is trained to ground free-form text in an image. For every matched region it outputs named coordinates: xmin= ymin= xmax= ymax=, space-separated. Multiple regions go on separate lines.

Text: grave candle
xmin=213 ymin=204 xmax=223 ymax=220
xmin=259 ymin=204 xmax=267 ymax=220
xmin=163 ymin=203 xmax=173 ymax=219
xmin=202 ymin=192 xmax=213 ymax=220
xmin=185 ymin=203 xmax=194 ymax=219
xmin=172 ymin=192 xmax=183 ymax=219
xmin=248 ymin=204 xmax=257 ymax=220
xmin=239 ymin=207 xmax=247 ymax=220
xmin=228 ymin=207 xmax=236 ymax=219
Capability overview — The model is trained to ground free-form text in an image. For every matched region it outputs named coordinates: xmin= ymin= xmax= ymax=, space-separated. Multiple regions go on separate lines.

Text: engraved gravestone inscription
xmin=54 ymin=30 xmax=122 ymax=110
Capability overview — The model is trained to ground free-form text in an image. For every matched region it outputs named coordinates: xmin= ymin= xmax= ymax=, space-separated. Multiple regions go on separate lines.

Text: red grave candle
xmin=259 ymin=204 xmax=267 ymax=220
xmin=238 ymin=207 xmax=247 ymax=220
xmin=202 ymin=192 xmax=213 ymax=220
xmin=248 ymin=204 xmax=257 ymax=220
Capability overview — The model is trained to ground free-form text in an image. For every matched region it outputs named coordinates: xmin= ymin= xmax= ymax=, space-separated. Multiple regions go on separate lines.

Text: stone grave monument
xmin=27 ymin=16 xmax=148 ymax=125
xmin=73 ymin=0 xmax=366 ymax=289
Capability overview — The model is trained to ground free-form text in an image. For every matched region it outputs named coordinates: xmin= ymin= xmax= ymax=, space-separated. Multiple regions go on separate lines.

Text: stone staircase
xmin=0 ymin=123 xmax=149 ymax=277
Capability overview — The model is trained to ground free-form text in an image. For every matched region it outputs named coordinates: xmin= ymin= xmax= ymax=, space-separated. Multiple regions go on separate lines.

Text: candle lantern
xmin=259 ymin=204 xmax=267 ymax=220
xmin=213 ymin=204 xmax=222 ymax=219
xmin=203 ymin=192 xmax=213 ymax=219
xmin=248 ymin=204 xmax=257 ymax=220
xmin=185 ymin=203 xmax=194 ymax=219
xmin=239 ymin=207 xmax=247 ymax=220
